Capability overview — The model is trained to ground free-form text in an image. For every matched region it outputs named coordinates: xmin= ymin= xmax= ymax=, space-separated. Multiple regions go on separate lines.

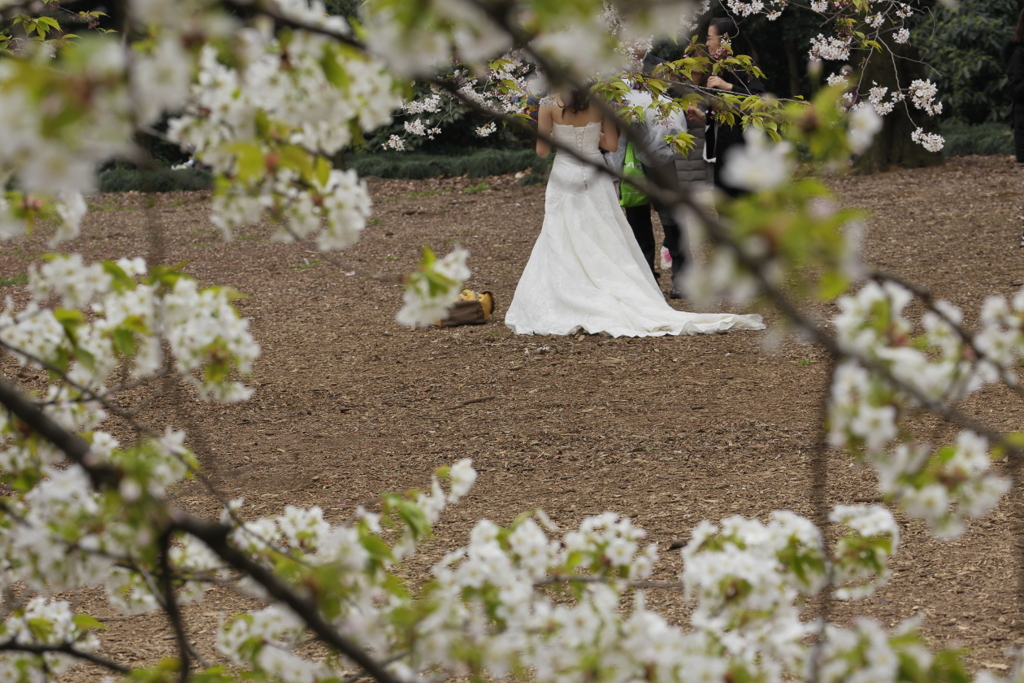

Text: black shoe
xmin=669 ymin=288 xmax=683 ymax=300
xmin=1020 ymin=231 xmax=1024 ymax=248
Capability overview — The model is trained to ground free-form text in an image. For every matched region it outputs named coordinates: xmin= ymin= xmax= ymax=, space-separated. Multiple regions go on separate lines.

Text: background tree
xmin=694 ymin=0 xmax=823 ymax=100
xmin=853 ymin=38 xmax=945 ymax=173
xmin=915 ymin=0 xmax=1023 ymax=125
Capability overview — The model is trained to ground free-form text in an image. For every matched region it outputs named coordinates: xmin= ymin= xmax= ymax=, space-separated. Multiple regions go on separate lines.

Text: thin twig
xmin=0 ymin=640 xmax=130 ymax=674
xmin=0 ymin=338 xmax=161 ymax=437
xmin=868 ymin=269 xmax=1024 ymax=402
xmin=158 ymin=530 xmax=193 ymax=681
xmin=221 ymin=0 xmax=363 ymax=48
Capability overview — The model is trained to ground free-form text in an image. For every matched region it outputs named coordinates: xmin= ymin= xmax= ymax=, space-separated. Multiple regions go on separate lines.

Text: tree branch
xmin=0 ymin=639 xmax=130 ymax=674
xmin=0 ymin=378 xmax=120 ymax=489
xmin=220 ymin=0 xmax=364 ymax=49
xmin=171 ymin=513 xmax=403 ymax=683
xmin=158 ymin=531 xmax=193 ymax=681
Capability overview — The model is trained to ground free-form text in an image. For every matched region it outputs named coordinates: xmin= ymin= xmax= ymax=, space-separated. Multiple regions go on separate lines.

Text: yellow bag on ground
xmin=434 ymin=290 xmax=495 ymax=327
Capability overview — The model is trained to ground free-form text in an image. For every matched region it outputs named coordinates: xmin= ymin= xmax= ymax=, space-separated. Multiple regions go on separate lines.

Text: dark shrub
xmin=98 ymin=168 xmax=213 ymax=193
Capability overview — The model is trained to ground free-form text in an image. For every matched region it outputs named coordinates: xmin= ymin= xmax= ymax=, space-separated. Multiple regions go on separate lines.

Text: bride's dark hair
xmin=561 ymin=82 xmax=593 ymax=115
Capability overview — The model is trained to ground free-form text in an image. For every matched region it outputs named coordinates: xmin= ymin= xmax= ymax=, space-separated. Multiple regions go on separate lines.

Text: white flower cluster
xmin=383 ymin=134 xmax=406 ymax=151
xmin=0 ymin=597 xmax=101 ymax=677
xmin=829 ymin=281 xmax=1011 ymax=536
xmin=828 ymin=505 xmax=900 ymax=598
xmin=848 ymin=106 xmax=884 ymax=154
xmin=168 ymin=27 xmax=398 ymax=248
xmin=201 ymin=483 xmax=913 ymax=683
xmin=724 ymin=0 xmax=789 ymax=19
xmin=0 ymin=40 xmax=133 ymax=244
xmin=727 ymin=0 xmax=767 ymax=17
xmin=131 ymin=35 xmax=193 ymax=126
xmin=722 ymin=128 xmax=794 ymax=192
xmin=975 ymin=289 xmax=1024 ymax=369
xmin=680 ymin=505 xmax=898 ymax=678
xmin=893 ymin=27 xmax=910 ymax=44
xmin=684 ymin=512 xmax=825 ymax=674
xmin=404 ymin=94 xmax=442 ymax=115
xmin=365 ymin=0 xmax=512 ymax=75
xmin=13 ymin=255 xmax=260 ymax=402
xmin=827 ymin=72 xmax=849 ymax=87
xmin=161 ymin=278 xmax=260 ymax=401
xmin=908 ymin=79 xmax=942 ymax=116
xmin=911 ymin=127 xmax=945 ymax=152
xmin=218 ymin=605 xmax=332 ymax=682
xmin=866 ymin=84 xmax=905 ymax=116
xmin=404 ymin=119 xmax=442 ymax=139
xmin=100 ymin=465 xmax=865 ymax=683
xmin=0 ymin=427 xmax=200 ymax=612
xmin=817 ymin=619 xmax=927 ymax=683
xmin=396 ymin=246 xmax=472 ymax=327
xmin=810 ymin=34 xmax=852 ymax=61
xmin=392 ymin=57 xmax=533 ymax=149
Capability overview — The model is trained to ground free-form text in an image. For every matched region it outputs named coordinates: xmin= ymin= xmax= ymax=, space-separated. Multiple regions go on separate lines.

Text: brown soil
xmin=2 ymin=154 xmax=1023 ymax=679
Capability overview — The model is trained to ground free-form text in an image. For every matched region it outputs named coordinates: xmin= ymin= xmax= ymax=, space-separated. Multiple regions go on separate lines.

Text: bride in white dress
xmin=504 ymin=88 xmax=765 ymax=337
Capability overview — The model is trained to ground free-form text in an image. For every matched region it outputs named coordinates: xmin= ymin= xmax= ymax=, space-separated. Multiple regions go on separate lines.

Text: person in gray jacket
xmin=619 ymin=52 xmax=712 ymax=299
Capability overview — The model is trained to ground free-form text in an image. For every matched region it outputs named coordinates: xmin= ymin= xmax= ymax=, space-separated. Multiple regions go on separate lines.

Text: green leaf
xmin=320 ymin=45 xmax=350 ymax=90
xmin=314 ymin=155 xmax=332 ymax=187
xmin=148 ymin=263 xmax=189 ymax=288
xmin=254 ymin=109 xmax=271 ymax=139
xmin=54 ymin=308 xmax=86 ymax=328
xmin=48 ymin=347 xmax=70 ymax=377
xmin=360 ymin=532 xmax=394 ymax=565
xmin=102 ymin=261 xmax=135 ymax=292
xmin=277 ymin=144 xmax=315 ymax=181
xmin=204 ymin=358 xmax=230 ymax=384
xmin=75 ymin=346 xmax=96 ymax=374
xmin=73 ymin=613 xmax=107 ymax=631
xmin=395 ymin=500 xmax=431 ymax=540
xmin=112 ymin=327 xmax=137 ymax=357
xmin=220 ymin=142 xmax=265 ymax=184
xmin=27 ymin=617 xmax=53 ymax=641
xmin=120 ymin=314 xmax=151 ymax=336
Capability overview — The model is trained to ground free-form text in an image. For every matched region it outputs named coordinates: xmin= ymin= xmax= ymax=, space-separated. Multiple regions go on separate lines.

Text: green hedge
xmin=88 ymin=125 xmax=1016 ymax=193
xmin=92 ymin=149 xmax=550 ymax=192
xmin=349 ymin=148 xmax=548 ymax=179
xmin=97 ymin=167 xmax=213 ymax=193
xmin=940 ymin=121 xmax=1014 ymax=158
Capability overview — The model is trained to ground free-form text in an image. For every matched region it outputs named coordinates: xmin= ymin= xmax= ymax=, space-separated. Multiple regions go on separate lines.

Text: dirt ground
xmin=2 ymin=154 xmax=1024 ymax=679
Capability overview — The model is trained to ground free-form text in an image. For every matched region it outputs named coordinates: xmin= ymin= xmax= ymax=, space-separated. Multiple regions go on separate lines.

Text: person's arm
xmin=740 ymin=74 xmax=767 ymax=96
xmin=536 ymin=106 xmax=553 ymax=157
xmin=600 ymin=114 xmax=619 ymax=153
xmin=709 ymin=72 xmax=766 ymax=96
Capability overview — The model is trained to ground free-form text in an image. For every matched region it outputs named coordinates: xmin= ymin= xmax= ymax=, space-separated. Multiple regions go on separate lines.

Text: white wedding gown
xmin=505 ymin=121 xmax=765 ymax=337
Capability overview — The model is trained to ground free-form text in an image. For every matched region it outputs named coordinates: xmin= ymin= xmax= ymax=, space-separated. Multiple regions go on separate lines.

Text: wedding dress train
xmin=504 ymin=121 xmax=765 ymax=337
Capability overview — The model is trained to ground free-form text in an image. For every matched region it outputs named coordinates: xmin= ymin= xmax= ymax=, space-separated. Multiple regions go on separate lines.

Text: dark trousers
xmin=624 ymin=203 xmax=688 ymax=281
xmin=1015 ymin=122 xmax=1024 ymax=163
